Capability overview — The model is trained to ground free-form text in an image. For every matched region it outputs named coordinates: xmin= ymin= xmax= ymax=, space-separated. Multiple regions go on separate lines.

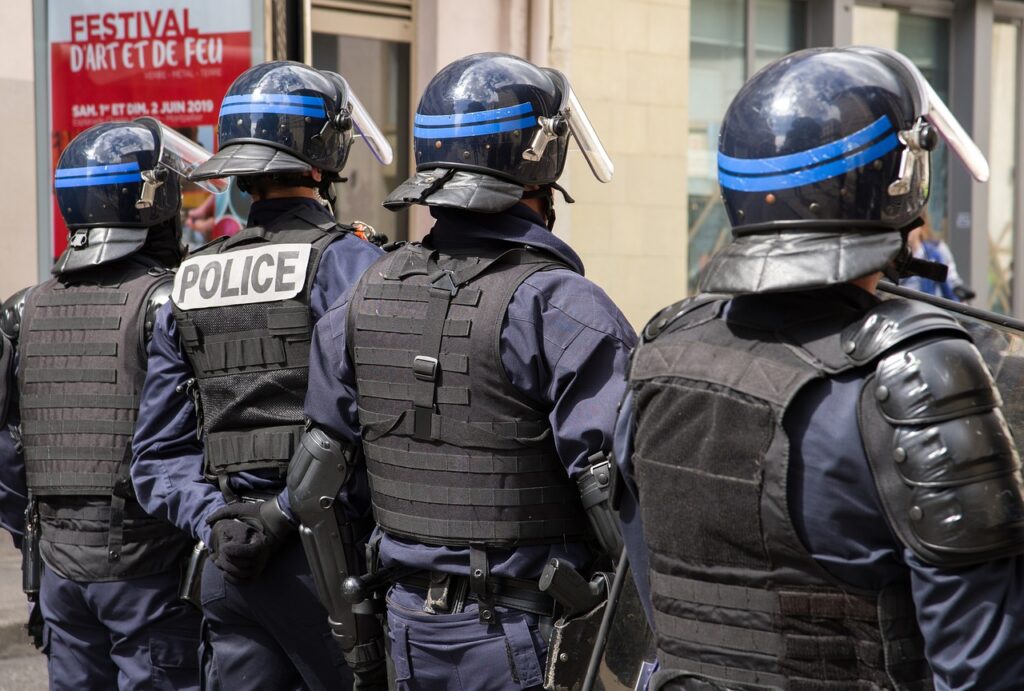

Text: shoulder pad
xmin=874 ymin=336 xmax=999 ymax=425
xmin=642 ymin=294 xmax=727 ymax=342
xmin=0 ymin=287 xmax=32 ymax=342
xmin=143 ymin=276 xmax=175 ymax=343
xmin=860 ymin=369 xmax=1024 ymax=567
xmin=840 ymin=298 xmax=967 ymax=366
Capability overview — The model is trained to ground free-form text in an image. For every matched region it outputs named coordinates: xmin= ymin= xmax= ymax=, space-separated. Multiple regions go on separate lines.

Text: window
xmin=988 ymin=19 xmax=1020 ymax=313
xmin=687 ymin=0 xmax=806 ymax=292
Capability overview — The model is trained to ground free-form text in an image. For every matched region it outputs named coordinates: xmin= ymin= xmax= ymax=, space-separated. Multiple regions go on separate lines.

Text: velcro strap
xmin=359 ymin=408 xmax=549 ymax=448
xmin=22 ymin=419 xmax=136 ymax=436
xmin=29 ymin=317 xmax=122 ymax=331
xmin=355 ymin=314 xmax=471 ymax=337
xmin=363 ymin=282 xmax=481 ymax=306
xmin=364 ymin=442 xmax=555 ymax=474
xmin=36 ymin=291 xmax=128 ymax=306
xmin=24 ymin=368 xmax=117 ymax=384
xmin=205 ymin=426 xmax=303 ymax=474
xmin=23 ymin=342 xmax=119 ymax=357
xmin=375 ymin=506 xmax=587 ymax=545
xmin=354 ymin=347 xmax=469 ymax=374
xmin=20 ymin=393 xmax=139 ymax=410
xmin=177 ymin=318 xmax=201 ymax=346
xmin=368 ymin=471 xmax=578 ymax=507
xmin=358 ymin=379 xmax=469 ymax=406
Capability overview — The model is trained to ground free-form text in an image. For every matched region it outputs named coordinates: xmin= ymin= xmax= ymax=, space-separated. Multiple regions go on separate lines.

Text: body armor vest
xmin=630 ymin=295 xmax=932 ymax=690
xmin=349 ymin=243 xmax=588 ymax=547
xmin=19 ymin=259 xmax=189 ymax=581
xmin=171 ymin=205 xmax=345 ymax=492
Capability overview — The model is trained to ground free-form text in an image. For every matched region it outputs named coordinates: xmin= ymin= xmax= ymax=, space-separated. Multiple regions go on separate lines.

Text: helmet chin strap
xmin=522 ymin=183 xmax=575 ymax=230
xmin=885 ymin=216 xmax=949 ymax=283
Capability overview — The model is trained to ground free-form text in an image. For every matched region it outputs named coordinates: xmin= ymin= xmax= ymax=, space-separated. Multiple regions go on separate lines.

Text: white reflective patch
xmin=172 ymin=244 xmax=312 ymax=310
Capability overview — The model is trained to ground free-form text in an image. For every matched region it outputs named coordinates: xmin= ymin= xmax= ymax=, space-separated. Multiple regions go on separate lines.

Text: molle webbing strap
xmin=204 ymin=425 xmax=304 ymax=476
xmin=359 ymin=407 xmax=551 ymax=448
xmin=19 ymin=394 xmax=139 ymax=409
xmin=35 ymin=291 xmax=128 ymax=306
xmin=25 ymin=469 xmax=120 ymax=493
xmin=370 ymin=502 xmax=588 ymax=545
xmin=23 ymin=369 xmax=118 ymax=384
xmin=22 ymin=342 xmax=118 ymax=357
xmin=28 ymin=317 xmax=122 ymax=331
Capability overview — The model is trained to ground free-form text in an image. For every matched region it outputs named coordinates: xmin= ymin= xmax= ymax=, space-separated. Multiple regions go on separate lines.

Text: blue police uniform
xmin=615 ymin=285 xmax=1024 ymax=691
xmin=131 ymin=197 xmax=382 ymax=690
xmin=296 ymin=203 xmax=636 ymax=689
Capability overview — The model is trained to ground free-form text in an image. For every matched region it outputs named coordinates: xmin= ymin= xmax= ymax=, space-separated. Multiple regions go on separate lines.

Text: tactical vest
xmin=171 ymin=206 xmax=346 ymax=494
xmin=19 ymin=259 xmax=189 ymax=581
xmin=630 ymin=295 xmax=932 ymax=690
xmin=349 ymin=243 xmax=588 ymax=548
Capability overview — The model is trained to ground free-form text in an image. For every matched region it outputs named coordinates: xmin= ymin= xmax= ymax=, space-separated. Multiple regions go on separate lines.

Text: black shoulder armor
xmin=840 ymin=297 xmax=966 ymax=366
xmin=641 ymin=294 xmax=727 ymax=342
xmin=858 ymin=316 xmax=1024 ymax=567
xmin=0 ymin=286 xmax=32 ymax=343
xmin=143 ymin=275 xmax=174 ymax=344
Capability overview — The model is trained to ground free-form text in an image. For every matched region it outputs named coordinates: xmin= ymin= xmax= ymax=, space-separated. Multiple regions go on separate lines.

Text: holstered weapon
xmin=21 ymin=497 xmax=40 ymax=600
xmin=179 ymin=540 xmax=207 ymax=609
xmin=539 ymin=558 xmax=609 ymax=691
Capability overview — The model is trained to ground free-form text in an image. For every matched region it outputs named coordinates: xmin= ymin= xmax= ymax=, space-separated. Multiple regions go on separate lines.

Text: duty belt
xmin=398 ymin=571 xmax=555 ymax=617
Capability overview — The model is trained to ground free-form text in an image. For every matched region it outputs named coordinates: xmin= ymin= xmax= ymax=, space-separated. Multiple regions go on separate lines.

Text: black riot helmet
xmin=53 ymin=118 xmax=221 ymax=274
xmin=700 ymin=46 xmax=989 ymax=294
xmin=384 ymin=52 xmax=613 ymax=214
xmin=190 ymin=60 xmax=392 ymax=185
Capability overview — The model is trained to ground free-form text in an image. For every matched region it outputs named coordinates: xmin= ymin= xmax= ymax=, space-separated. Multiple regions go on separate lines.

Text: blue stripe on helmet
xmin=54 ymin=172 xmax=144 ymax=189
xmin=718 ymin=115 xmax=894 ymax=176
xmin=221 ymin=94 xmax=325 ymax=107
xmin=718 ymin=133 xmax=900 ymax=192
xmin=220 ymin=103 xmax=327 ymax=118
xmin=413 ymin=115 xmax=538 ymax=140
xmin=54 ymin=162 xmax=141 ymax=179
xmin=414 ymin=102 xmax=534 ymax=127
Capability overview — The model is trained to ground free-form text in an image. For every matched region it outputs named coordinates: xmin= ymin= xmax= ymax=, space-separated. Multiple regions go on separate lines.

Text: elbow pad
xmin=578 ymin=452 xmax=624 ymax=558
xmin=286 ymin=426 xmax=360 ymax=520
xmin=859 ymin=334 xmax=1024 ymax=567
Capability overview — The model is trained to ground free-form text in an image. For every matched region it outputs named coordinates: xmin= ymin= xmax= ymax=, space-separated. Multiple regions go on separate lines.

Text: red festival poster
xmin=48 ymin=1 xmax=255 ymax=258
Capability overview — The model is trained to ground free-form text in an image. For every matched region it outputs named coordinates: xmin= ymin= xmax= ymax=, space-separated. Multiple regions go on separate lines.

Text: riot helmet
xmin=384 ymin=52 xmax=613 ymax=215
xmin=190 ymin=60 xmax=392 ymax=190
xmin=53 ymin=118 xmax=222 ymax=274
xmin=700 ymin=46 xmax=989 ymax=294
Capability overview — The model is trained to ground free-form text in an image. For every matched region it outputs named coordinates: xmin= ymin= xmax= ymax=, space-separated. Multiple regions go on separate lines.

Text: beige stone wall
xmin=549 ymin=0 xmax=689 ymax=328
xmin=0 ymin=3 xmax=40 ymax=299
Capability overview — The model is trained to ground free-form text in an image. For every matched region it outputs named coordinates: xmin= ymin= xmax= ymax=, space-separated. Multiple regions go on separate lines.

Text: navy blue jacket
xmin=614 ymin=284 xmax=1024 ymax=691
xmin=131 ymin=199 xmax=383 ymax=545
xmin=299 ymin=203 xmax=638 ymax=579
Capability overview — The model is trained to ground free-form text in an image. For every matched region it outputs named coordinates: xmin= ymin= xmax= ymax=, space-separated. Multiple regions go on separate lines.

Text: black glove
xmin=206 ymin=499 xmax=294 ymax=582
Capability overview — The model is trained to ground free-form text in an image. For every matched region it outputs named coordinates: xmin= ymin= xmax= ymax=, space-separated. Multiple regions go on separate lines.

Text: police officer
xmin=615 ymin=47 xmax=1024 ymax=690
xmin=130 ymin=60 xmax=393 ymax=690
xmin=286 ymin=52 xmax=636 ymax=690
xmin=0 ymin=118 xmax=214 ymax=690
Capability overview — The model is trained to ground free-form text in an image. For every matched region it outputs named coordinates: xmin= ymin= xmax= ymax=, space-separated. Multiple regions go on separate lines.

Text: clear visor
xmin=141 ymin=119 xmax=229 ymax=194
xmin=342 ymin=78 xmax=394 ymax=166
xmin=850 ymin=46 xmax=990 ymax=183
xmin=549 ymin=70 xmax=614 ymax=183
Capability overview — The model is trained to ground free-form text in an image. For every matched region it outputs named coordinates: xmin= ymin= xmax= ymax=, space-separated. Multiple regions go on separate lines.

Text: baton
xmin=582 ymin=548 xmax=630 ymax=691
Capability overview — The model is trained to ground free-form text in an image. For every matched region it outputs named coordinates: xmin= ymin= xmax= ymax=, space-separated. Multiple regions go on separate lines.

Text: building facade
xmin=1 ymin=0 xmax=1020 ymax=326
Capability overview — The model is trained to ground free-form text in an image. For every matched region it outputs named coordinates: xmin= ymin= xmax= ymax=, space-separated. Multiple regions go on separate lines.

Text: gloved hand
xmin=206 ymin=499 xmax=294 ymax=582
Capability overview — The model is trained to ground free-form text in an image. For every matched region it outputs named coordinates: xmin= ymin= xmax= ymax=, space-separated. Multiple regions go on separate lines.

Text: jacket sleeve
xmin=130 ymin=302 xmax=226 ymax=545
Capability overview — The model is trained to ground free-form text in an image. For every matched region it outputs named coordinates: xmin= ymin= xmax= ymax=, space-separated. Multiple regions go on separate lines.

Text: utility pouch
xmin=179 ymin=541 xmax=208 ymax=609
xmin=21 ymin=498 xmax=40 ymax=600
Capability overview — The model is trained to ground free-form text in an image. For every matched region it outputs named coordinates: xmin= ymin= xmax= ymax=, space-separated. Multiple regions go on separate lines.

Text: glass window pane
xmin=312 ymin=33 xmax=411 ymax=242
xmin=687 ymin=0 xmax=806 ymax=293
xmin=754 ymin=0 xmax=806 ymax=71
xmin=988 ymin=21 xmax=1019 ymax=314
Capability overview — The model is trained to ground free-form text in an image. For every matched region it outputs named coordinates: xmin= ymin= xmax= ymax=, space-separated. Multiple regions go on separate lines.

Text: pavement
xmin=0 ymin=540 xmax=46 ymax=690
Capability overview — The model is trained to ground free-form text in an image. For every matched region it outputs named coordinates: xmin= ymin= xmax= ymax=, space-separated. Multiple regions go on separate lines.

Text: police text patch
xmin=172 ymin=244 xmax=312 ymax=310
